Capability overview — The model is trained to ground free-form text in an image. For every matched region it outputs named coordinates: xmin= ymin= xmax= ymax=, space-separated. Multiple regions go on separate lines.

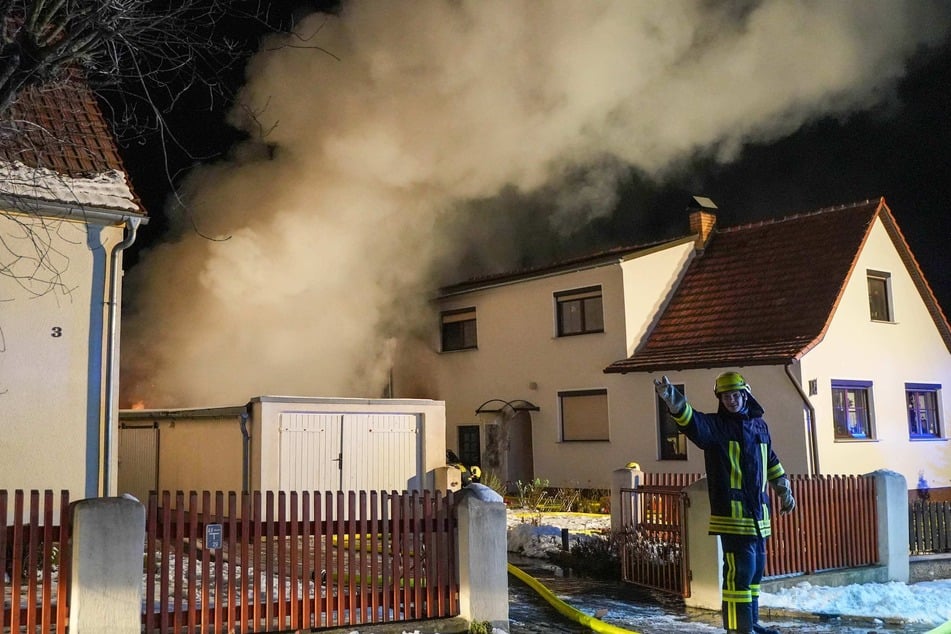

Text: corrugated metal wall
xmin=278 ymin=413 xmax=420 ymax=493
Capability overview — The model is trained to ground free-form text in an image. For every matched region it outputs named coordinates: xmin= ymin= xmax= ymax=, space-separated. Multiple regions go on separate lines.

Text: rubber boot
xmin=752 ymin=624 xmax=781 ymax=634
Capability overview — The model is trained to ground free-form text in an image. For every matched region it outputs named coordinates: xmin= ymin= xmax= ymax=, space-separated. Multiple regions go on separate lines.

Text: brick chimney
xmin=687 ymin=196 xmax=717 ymax=250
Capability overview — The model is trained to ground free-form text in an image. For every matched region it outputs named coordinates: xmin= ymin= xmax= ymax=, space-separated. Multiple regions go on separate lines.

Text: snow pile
xmin=761 ymin=579 xmax=951 ymax=626
xmin=0 ymin=160 xmax=138 ymax=211
xmin=507 ymin=511 xmax=611 ymax=558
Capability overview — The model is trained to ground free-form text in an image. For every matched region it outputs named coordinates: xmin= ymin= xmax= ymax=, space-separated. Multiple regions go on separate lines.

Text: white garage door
xmin=279 ymin=412 xmax=420 ymax=493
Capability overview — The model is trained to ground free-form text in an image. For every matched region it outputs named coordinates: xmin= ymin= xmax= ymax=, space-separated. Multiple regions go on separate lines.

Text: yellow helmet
xmin=714 ymin=371 xmax=751 ymax=396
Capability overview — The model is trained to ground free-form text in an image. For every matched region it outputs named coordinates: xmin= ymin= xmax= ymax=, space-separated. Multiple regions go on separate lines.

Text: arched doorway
xmin=475 ymin=399 xmax=539 ymax=492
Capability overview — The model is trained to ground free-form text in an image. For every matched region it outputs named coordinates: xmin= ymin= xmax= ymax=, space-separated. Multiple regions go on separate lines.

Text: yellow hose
xmin=508 ymin=562 xmax=641 ymax=634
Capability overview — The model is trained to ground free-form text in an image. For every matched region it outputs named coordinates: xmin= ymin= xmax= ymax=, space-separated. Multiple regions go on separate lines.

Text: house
xmin=393 ymin=197 xmax=951 ymax=498
xmin=0 ymin=80 xmax=147 ymax=498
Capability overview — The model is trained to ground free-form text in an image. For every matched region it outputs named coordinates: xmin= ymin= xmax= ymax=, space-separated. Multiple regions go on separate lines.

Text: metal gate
xmin=618 ymin=486 xmax=691 ymax=597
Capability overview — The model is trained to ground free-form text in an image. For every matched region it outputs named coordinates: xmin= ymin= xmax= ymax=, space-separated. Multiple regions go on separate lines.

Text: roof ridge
xmin=719 ymin=197 xmax=882 ymax=233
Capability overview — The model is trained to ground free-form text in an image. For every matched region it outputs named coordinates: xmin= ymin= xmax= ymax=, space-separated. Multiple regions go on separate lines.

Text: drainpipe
xmin=101 ymin=216 xmax=143 ymax=496
xmin=784 ymin=362 xmax=820 ymax=476
xmin=240 ymin=410 xmax=251 ymax=492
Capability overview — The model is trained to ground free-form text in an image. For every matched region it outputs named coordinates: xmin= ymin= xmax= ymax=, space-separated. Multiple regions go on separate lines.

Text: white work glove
xmin=771 ymin=477 xmax=796 ymax=515
xmin=653 ymin=375 xmax=686 ymax=416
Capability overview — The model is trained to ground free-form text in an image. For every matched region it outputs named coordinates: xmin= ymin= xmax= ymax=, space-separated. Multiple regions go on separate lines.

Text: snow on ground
xmin=506 ymin=510 xmax=951 ymax=628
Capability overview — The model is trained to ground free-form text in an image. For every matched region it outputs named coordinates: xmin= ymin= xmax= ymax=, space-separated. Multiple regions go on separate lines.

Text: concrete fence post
xmin=69 ymin=495 xmax=146 ymax=634
xmin=870 ymin=469 xmax=909 ymax=582
xmin=456 ymin=484 xmax=509 ymax=632
xmin=683 ymin=477 xmax=722 ymax=611
xmin=610 ymin=464 xmax=642 ymax=534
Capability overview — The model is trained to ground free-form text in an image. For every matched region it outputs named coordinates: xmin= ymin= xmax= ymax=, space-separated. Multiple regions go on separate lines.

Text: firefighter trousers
xmin=719 ymin=533 xmax=767 ymax=633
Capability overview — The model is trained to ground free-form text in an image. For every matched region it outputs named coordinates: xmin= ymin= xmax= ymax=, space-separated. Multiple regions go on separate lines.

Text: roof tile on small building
xmin=606 ymin=198 xmax=921 ymax=373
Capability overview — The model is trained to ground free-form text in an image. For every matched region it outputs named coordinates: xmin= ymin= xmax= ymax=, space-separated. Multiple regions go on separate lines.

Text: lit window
xmin=657 ymin=383 xmax=687 ymax=460
xmin=906 ymin=383 xmax=942 ymax=439
xmin=867 ymin=271 xmax=892 ymax=322
xmin=555 ymin=286 xmax=604 ymax=336
xmin=831 ymin=380 xmax=874 ymax=440
xmin=441 ymin=308 xmax=477 ymax=351
xmin=559 ymin=389 xmax=609 ymax=441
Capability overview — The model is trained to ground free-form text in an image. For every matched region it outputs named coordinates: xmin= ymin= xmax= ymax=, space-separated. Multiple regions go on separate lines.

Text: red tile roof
xmin=0 ymin=77 xmax=143 ymax=211
xmin=605 ymin=198 xmax=951 ymax=373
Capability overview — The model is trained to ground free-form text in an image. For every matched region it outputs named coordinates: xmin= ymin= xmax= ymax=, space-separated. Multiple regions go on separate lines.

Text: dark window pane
xmin=868 ymin=276 xmax=890 ymax=321
xmin=657 ymin=384 xmax=687 ymax=460
xmin=458 ymin=425 xmax=481 ymax=466
xmin=908 ymin=390 xmax=940 ymax=438
xmin=558 ymin=300 xmax=583 ymax=335
xmin=556 ymin=288 xmax=603 ymax=336
xmin=441 ymin=315 xmax=477 ymax=351
xmin=584 ymin=296 xmax=604 ymax=331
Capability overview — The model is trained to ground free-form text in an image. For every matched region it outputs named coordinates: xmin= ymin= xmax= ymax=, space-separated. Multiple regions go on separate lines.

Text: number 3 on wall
xmin=51 ymin=327 xmax=62 ymax=338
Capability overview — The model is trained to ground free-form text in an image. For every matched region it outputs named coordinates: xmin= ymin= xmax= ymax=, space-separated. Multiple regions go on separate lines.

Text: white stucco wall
xmin=799 ymin=218 xmax=951 ymax=490
xmin=0 ymin=210 xmax=125 ymax=499
xmin=415 ymin=242 xmax=698 ymax=489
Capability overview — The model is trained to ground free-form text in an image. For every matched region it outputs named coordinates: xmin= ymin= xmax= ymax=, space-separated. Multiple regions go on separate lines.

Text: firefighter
xmin=446 ymin=450 xmax=481 ymax=486
xmin=654 ymin=371 xmax=795 ymax=634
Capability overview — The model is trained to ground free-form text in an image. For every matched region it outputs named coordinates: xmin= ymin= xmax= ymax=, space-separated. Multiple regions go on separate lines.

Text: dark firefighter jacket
xmin=672 ymin=395 xmax=786 ymax=537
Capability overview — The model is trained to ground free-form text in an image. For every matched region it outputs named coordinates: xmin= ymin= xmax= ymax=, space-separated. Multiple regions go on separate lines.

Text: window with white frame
xmin=831 ymin=380 xmax=874 ymax=440
xmin=906 ymin=383 xmax=942 ymax=439
xmin=867 ymin=270 xmax=893 ymax=322
xmin=555 ymin=286 xmax=604 ymax=336
xmin=559 ymin=389 xmax=609 ymax=441
xmin=440 ymin=307 xmax=477 ymax=351
xmin=656 ymin=382 xmax=687 ymax=460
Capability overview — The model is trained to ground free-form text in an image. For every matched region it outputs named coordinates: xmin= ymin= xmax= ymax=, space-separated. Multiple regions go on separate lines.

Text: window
xmin=458 ymin=425 xmax=482 ymax=466
xmin=559 ymin=389 xmax=609 ymax=441
xmin=657 ymin=383 xmax=687 ymax=460
xmin=441 ymin=308 xmax=477 ymax=351
xmin=907 ymin=383 xmax=942 ymax=439
xmin=867 ymin=271 xmax=893 ymax=322
xmin=831 ymin=380 xmax=874 ymax=440
xmin=555 ymin=286 xmax=604 ymax=336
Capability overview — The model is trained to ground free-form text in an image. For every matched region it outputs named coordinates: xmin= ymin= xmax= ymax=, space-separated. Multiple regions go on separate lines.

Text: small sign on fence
xmin=205 ymin=523 xmax=223 ymax=549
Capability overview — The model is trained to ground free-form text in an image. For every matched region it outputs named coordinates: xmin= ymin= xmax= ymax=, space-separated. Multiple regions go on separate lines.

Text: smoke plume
xmin=120 ymin=0 xmax=949 ymax=407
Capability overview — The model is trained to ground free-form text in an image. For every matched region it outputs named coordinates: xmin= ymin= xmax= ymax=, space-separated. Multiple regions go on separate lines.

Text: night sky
xmin=118 ymin=3 xmax=951 ymax=320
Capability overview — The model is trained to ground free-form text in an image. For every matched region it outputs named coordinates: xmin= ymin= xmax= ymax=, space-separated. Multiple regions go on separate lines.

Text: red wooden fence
xmin=2 ymin=489 xmax=458 ymax=634
xmin=767 ymin=474 xmax=878 ymax=577
xmin=0 ymin=490 xmax=70 ymax=634
xmin=144 ymin=489 xmax=459 ymax=633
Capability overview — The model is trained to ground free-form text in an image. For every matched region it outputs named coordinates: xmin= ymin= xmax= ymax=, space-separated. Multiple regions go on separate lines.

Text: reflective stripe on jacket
xmin=673 ymin=396 xmax=785 ymax=537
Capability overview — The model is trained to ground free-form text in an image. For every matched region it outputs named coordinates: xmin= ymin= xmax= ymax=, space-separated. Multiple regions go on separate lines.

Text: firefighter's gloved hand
xmin=653 ymin=376 xmax=686 ymax=416
xmin=771 ymin=477 xmax=796 ymax=515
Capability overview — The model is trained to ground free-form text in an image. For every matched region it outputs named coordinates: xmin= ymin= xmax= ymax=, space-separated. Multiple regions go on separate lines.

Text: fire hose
xmin=507 ymin=562 xmax=642 ymax=634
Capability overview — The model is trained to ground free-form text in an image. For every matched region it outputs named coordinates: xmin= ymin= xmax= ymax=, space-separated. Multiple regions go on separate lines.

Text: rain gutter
xmin=100 ymin=216 xmax=143 ymax=495
xmin=785 ymin=362 xmax=820 ymax=476
xmin=240 ymin=409 xmax=251 ymax=492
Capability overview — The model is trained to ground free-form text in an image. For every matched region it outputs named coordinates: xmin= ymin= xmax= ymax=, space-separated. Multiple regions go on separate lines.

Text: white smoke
xmin=121 ymin=0 xmax=950 ymax=407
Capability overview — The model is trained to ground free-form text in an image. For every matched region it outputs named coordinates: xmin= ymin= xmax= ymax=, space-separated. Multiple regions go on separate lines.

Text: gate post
xmin=68 ymin=495 xmax=146 ymax=634
xmin=870 ymin=469 xmax=909 ymax=582
xmin=683 ymin=477 xmax=722 ymax=611
xmin=611 ymin=464 xmax=642 ymax=533
xmin=457 ymin=484 xmax=509 ymax=632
